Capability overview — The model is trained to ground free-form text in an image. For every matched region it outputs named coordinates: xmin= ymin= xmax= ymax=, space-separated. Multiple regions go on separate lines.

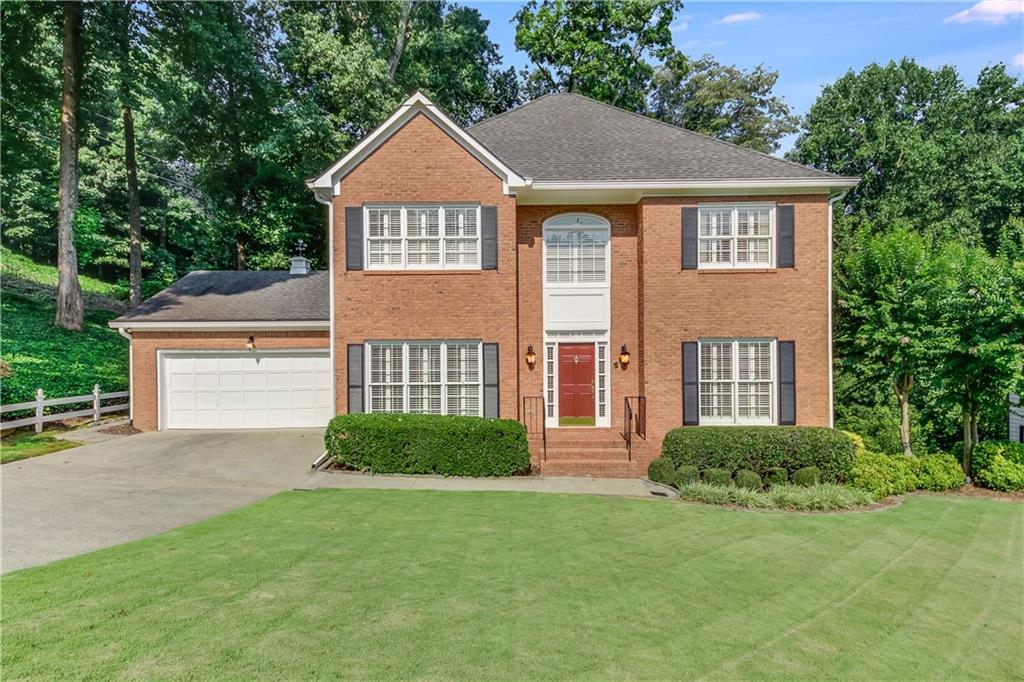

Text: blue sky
xmin=467 ymin=1 xmax=1024 ymax=154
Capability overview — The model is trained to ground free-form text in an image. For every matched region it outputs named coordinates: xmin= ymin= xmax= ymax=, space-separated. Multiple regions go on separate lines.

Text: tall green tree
xmin=514 ymin=0 xmax=683 ymax=113
xmin=790 ymin=59 xmax=1024 ymax=254
xmin=836 ymin=226 xmax=942 ymax=455
xmin=650 ymin=55 xmax=798 ymax=154
xmin=931 ymin=241 xmax=1024 ymax=473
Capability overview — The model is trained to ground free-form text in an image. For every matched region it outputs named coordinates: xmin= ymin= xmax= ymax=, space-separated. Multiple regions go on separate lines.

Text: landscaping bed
xmin=2 ymin=490 xmax=1020 ymax=679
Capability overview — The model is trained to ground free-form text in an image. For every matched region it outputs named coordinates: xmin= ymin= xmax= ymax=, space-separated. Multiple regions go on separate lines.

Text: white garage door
xmin=161 ymin=351 xmax=332 ymax=429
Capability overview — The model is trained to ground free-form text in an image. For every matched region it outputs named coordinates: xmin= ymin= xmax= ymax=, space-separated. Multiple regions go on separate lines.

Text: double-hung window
xmin=365 ymin=205 xmax=480 ymax=270
xmin=544 ymin=229 xmax=609 ymax=284
xmin=698 ymin=204 xmax=773 ymax=268
xmin=367 ymin=341 xmax=482 ymax=416
xmin=699 ymin=339 xmax=774 ymax=424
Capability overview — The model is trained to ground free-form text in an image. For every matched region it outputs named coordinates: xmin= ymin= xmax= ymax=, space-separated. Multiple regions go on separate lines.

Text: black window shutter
xmin=683 ymin=341 xmax=699 ymax=425
xmin=777 ymin=205 xmax=795 ymax=268
xmin=481 ymin=206 xmax=498 ymax=270
xmin=778 ymin=340 xmax=796 ymax=425
xmin=483 ymin=343 xmax=499 ymax=417
xmin=347 ymin=344 xmax=364 ymax=413
xmin=681 ymin=207 xmax=698 ymax=270
xmin=345 ymin=207 xmax=363 ymax=271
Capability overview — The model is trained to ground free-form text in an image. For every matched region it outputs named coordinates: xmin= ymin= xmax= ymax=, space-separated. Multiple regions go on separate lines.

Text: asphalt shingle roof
xmin=468 ymin=92 xmax=840 ymax=183
xmin=112 ymin=270 xmax=328 ymax=323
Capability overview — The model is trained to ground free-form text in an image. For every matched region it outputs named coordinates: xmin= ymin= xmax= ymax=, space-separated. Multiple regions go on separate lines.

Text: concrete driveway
xmin=1 ymin=429 xmax=323 ymax=573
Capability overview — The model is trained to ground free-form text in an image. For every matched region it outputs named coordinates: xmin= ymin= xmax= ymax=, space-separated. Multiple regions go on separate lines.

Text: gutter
xmin=117 ymin=327 xmax=134 ymax=422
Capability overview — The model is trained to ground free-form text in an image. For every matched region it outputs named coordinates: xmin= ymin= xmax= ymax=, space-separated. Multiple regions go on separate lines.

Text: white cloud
xmin=944 ymin=0 xmax=1024 ymax=25
xmin=682 ymin=39 xmax=728 ymax=51
xmin=1014 ymin=52 xmax=1024 ymax=67
xmin=714 ymin=11 xmax=763 ymax=25
xmin=670 ymin=15 xmax=692 ymax=33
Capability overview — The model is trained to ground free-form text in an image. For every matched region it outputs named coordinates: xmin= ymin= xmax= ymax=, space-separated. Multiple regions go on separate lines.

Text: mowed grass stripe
xmin=2 ymin=490 xmax=1021 ymax=680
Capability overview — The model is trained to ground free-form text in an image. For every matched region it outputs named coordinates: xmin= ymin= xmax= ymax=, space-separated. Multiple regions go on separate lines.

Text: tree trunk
xmin=962 ymin=408 xmax=973 ymax=478
xmin=124 ymin=104 xmax=143 ymax=306
xmin=387 ymin=0 xmax=416 ymax=81
xmin=55 ymin=0 xmax=84 ymax=331
xmin=894 ymin=374 xmax=913 ymax=456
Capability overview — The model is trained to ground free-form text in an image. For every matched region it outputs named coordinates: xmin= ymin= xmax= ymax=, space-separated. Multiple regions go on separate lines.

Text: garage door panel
xmin=163 ymin=351 xmax=332 ymax=429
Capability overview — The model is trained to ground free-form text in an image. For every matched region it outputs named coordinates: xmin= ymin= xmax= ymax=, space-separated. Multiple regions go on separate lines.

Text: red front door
xmin=558 ymin=343 xmax=595 ymax=424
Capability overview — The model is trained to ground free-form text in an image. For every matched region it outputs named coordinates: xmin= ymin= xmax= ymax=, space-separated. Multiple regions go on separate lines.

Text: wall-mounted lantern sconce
xmin=247 ymin=335 xmax=256 ymax=351
xmin=525 ymin=344 xmax=537 ymax=369
xmin=618 ymin=344 xmax=630 ymax=368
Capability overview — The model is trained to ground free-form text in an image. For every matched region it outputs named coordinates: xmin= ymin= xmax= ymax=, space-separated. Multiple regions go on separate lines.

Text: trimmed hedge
xmin=703 ymin=468 xmax=732 ymax=486
xmin=734 ymin=469 xmax=763 ymax=490
xmin=973 ymin=441 xmax=1024 ymax=491
xmin=647 ymin=457 xmax=677 ymax=486
xmin=675 ymin=465 xmax=700 ymax=487
xmin=792 ymin=466 xmax=820 ymax=487
xmin=661 ymin=426 xmax=855 ymax=483
xmin=848 ymin=451 xmax=964 ymax=498
xmin=916 ymin=454 xmax=966 ymax=491
xmin=764 ymin=467 xmax=788 ymax=486
xmin=324 ymin=413 xmax=530 ymax=477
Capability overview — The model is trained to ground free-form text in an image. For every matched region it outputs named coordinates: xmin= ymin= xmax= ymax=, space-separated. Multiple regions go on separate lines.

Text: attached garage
xmin=160 ymin=351 xmax=332 ymax=429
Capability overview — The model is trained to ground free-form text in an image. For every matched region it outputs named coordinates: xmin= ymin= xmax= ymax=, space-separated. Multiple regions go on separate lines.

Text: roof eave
xmin=527 ymin=177 xmax=860 ymax=191
xmin=109 ymin=320 xmax=330 ymax=331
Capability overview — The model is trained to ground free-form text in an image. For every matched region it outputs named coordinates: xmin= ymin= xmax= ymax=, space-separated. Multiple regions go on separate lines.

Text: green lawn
xmin=3 ymin=491 xmax=1021 ymax=680
xmin=0 ymin=432 xmax=81 ymax=464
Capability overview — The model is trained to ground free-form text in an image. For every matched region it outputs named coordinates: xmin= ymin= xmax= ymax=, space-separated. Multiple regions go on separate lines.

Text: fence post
xmin=92 ymin=384 xmax=101 ymax=424
xmin=35 ymin=388 xmax=44 ymax=433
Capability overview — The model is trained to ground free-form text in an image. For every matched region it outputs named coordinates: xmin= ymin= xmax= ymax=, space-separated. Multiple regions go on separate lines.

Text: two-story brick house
xmin=111 ymin=92 xmax=857 ymax=475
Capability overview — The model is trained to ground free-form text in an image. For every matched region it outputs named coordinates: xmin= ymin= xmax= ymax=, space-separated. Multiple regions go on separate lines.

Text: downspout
xmin=117 ymin=326 xmax=133 ymax=422
xmin=312 ymin=187 xmax=335 ymax=470
xmin=827 ymin=191 xmax=849 ymax=429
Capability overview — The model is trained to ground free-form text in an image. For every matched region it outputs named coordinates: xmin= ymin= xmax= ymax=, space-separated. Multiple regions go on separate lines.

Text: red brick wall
xmin=637 ymin=195 xmax=832 ymax=444
xmin=130 ymin=330 xmax=329 ymax=430
xmin=332 ymin=113 xmax=520 ymax=417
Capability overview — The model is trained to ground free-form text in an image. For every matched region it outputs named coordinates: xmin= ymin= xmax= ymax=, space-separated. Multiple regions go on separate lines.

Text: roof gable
xmin=308 ymin=92 xmax=526 ymax=195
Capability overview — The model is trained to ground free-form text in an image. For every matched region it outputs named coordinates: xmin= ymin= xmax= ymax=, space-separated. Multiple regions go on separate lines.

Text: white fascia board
xmin=306 ymin=92 xmax=526 ymax=194
xmin=528 ymin=177 xmax=860 ymax=191
xmin=108 ymin=320 xmax=330 ymax=331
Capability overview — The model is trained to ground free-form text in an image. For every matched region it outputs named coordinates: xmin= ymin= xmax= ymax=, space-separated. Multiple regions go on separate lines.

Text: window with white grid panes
xmin=364 ymin=206 xmax=480 ymax=270
xmin=544 ymin=229 xmax=608 ymax=284
xmin=367 ymin=341 xmax=482 ymax=416
xmin=699 ymin=339 xmax=774 ymax=424
xmin=698 ymin=205 xmax=773 ymax=269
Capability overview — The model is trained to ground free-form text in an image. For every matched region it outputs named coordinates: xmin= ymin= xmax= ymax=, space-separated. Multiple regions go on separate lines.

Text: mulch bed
xmin=97 ymin=423 xmax=142 ymax=436
xmin=931 ymin=485 xmax=1024 ymax=502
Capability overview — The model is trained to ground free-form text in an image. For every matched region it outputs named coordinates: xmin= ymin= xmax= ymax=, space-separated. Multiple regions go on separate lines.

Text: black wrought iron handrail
xmin=522 ymin=396 xmax=547 ymax=461
xmin=622 ymin=396 xmax=647 ymax=462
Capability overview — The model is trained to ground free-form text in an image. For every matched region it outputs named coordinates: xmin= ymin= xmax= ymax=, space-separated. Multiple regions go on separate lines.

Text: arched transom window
xmin=543 ymin=213 xmax=611 ymax=285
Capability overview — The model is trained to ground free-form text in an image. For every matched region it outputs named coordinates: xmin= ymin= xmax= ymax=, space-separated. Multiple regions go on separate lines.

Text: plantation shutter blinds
xmin=778 ymin=340 xmax=796 ymax=425
xmin=483 ymin=343 xmax=499 ymax=417
xmin=681 ymin=207 xmax=698 ymax=270
xmin=481 ymin=206 xmax=498 ymax=270
xmin=776 ymin=205 xmax=795 ymax=268
xmin=345 ymin=207 xmax=363 ymax=271
xmin=682 ymin=341 xmax=699 ymax=425
xmin=347 ymin=344 xmax=365 ymax=413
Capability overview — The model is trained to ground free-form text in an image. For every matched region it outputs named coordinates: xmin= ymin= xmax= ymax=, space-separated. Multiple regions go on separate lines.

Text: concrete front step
xmin=539 ymin=459 xmax=641 ymax=477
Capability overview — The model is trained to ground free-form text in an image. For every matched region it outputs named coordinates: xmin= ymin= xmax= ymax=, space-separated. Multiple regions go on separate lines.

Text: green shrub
xmin=972 ymin=441 xmax=1024 ymax=492
xmin=975 ymin=454 xmax=1024 ymax=492
xmin=324 ymin=413 xmax=530 ymax=477
xmin=848 ymin=452 xmax=919 ymax=498
xmin=702 ymin=468 xmax=732 ymax=486
xmin=677 ymin=483 xmax=771 ymax=509
xmin=677 ymin=483 xmax=874 ymax=511
xmin=767 ymin=484 xmax=874 ymax=511
xmin=661 ymin=426 xmax=855 ymax=483
xmin=791 ymin=466 xmax=820 ymax=487
xmin=647 ymin=457 xmax=677 ymax=486
xmin=764 ymin=467 xmax=788 ymax=486
xmin=915 ymin=453 xmax=965 ymax=491
xmin=674 ymin=465 xmax=700 ymax=487
xmin=841 ymin=430 xmax=868 ymax=456
xmin=734 ymin=469 xmax=763 ymax=490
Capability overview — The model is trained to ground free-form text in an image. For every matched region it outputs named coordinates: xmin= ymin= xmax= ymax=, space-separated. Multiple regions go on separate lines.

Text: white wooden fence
xmin=0 ymin=385 xmax=129 ymax=433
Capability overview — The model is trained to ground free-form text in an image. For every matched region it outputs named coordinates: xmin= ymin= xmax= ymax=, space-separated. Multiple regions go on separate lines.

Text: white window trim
xmin=698 ymin=338 xmax=777 ymax=425
xmin=697 ymin=203 xmax=775 ymax=270
xmin=365 ymin=340 xmax=484 ymax=417
xmin=542 ymin=213 xmax=612 ymax=289
xmin=364 ymin=205 xmax=482 ymax=271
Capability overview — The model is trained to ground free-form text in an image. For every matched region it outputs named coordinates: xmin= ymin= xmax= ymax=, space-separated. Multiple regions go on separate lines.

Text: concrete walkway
xmin=300 ymin=470 xmax=676 ymax=499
